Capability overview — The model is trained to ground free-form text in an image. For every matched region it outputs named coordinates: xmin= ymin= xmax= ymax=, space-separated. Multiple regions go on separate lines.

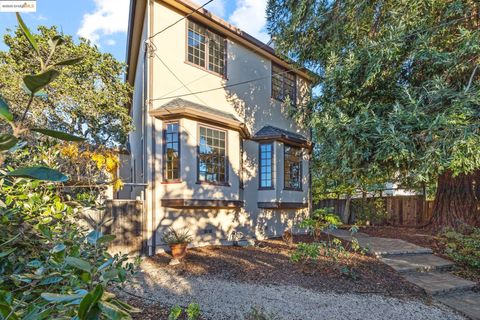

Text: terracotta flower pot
xmin=169 ymin=243 xmax=188 ymax=260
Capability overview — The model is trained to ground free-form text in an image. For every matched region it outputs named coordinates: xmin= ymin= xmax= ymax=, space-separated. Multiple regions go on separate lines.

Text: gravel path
xmin=122 ymin=260 xmax=465 ymax=320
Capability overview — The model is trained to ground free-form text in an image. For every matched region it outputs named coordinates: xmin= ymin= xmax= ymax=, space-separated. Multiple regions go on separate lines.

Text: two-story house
xmin=121 ymin=0 xmax=314 ymax=255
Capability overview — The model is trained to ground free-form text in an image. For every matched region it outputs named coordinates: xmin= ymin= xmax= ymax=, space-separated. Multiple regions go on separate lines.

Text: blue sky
xmin=0 ymin=0 xmax=269 ymax=62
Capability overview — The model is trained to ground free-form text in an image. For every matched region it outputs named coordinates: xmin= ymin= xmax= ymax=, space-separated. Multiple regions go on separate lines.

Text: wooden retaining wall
xmin=315 ymin=196 xmax=434 ymax=227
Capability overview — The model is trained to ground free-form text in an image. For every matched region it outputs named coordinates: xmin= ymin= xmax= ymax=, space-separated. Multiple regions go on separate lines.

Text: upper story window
xmin=163 ymin=122 xmax=180 ymax=181
xmin=187 ymin=20 xmax=226 ymax=76
xmin=284 ymin=145 xmax=302 ymax=190
xmin=198 ymin=126 xmax=227 ymax=183
xmin=272 ymin=63 xmax=296 ymax=104
xmin=259 ymin=143 xmax=274 ymax=189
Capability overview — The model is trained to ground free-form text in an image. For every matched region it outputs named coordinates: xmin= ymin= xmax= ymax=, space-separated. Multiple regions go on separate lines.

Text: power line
xmin=150 ymin=11 xmax=476 ymax=102
xmin=148 ymin=0 xmax=214 ymax=40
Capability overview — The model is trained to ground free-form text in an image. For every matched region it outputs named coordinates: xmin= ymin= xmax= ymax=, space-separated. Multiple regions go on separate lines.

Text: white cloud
xmin=36 ymin=14 xmax=47 ymax=21
xmin=228 ymin=0 xmax=269 ymax=43
xmin=205 ymin=0 xmax=226 ymax=18
xmin=77 ymin=0 xmax=129 ymax=44
xmin=105 ymin=39 xmax=116 ymax=46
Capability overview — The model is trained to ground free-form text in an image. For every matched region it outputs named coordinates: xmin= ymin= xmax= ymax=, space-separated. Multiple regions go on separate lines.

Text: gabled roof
xmin=149 ymin=98 xmax=250 ymax=138
xmin=253 ymin=125 xmax=311 ymax=148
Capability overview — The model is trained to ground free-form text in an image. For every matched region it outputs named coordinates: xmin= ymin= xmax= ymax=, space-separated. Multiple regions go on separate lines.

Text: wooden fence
xmin=104 ymin=200 xmax=145 ymax=254
xmin=315 ymin=196 xmax=434 ymax=227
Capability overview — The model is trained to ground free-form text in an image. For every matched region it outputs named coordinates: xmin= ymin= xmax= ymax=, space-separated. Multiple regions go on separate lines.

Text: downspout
xmin=148 ymin=0 xmax=156 ymax=255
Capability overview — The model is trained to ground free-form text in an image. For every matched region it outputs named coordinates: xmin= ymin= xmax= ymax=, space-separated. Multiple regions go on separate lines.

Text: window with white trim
xmin=187 ymin=20 xmax=226 ymax=76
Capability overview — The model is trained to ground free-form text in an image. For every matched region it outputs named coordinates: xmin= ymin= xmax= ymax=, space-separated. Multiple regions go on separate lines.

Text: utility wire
xmin=148 ymin=0 xmax=214 ymax=40
xmin=150 ymin=11 xmax=476 ymax=102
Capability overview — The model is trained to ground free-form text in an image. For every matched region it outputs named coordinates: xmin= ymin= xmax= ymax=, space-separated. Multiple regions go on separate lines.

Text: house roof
xmin=253 ymin=125 xmax=311 ymax=148
xmin=126 ymin=0 xmax=316 ymax=87
xmin=149 ymin=98 xmax=250 ymax=138
xmin=152 ymin=98 xmax=240 ymax=122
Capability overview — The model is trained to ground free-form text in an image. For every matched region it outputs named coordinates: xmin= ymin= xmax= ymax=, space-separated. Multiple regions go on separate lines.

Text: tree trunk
xmin=430 ymin=170 xmax=480 ymax=231
xmin=341 ymin=194 xmax=352 ymax=224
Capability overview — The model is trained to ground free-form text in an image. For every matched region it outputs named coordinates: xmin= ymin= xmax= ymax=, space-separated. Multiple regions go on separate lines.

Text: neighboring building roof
xmin=126 ymin=0 xmax=316 ymax=87
xmin=253 ymin=125 xmax=311 ymax=148
xmin=149 ymin=98 xmax=250 ymax=138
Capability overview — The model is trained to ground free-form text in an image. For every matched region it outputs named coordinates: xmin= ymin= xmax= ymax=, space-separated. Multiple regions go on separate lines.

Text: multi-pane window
xmin=198 ymin=126 xmax=227 ymax=183
xmin=163 ymin=122 xmax=180 ymax=181
xmin=187 ymin=21 xmax=206 ymax=68
xmin=187 ymin=20 xmax=226 ymax=76
xmin=284 ymin=145 xmax=302 ymax=190
xmin=259 ymin=143 xmax=273 ymax=189
xmin=272 ymin=63 xmax=296 ymax=104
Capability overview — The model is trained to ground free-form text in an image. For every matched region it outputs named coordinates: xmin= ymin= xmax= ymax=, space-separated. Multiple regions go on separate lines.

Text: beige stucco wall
xmin=122 ymin=1 xmax=312 ymax=252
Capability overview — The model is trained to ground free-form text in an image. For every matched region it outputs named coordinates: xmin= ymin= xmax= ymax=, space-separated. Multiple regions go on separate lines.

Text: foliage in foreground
xmin=443 ymin=228 xmax=480 ymax=270
xmin=0 ymin=14 xmax=138 ymax=319
xmin=291 ymin=208 xmax=365 ymax=278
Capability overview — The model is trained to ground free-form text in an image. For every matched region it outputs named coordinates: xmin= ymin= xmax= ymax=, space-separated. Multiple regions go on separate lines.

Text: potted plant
xmin=162 ymin=228 xmax=193 ymax=262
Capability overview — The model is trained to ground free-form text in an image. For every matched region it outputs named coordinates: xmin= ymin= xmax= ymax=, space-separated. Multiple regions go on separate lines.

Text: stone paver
xmin=402 ymin=272 xmax=477 ymax=295
xmin=325 ymin=229 xmax=432 ymax=256
xmin=437 ymin=291 xmax=480 ymax=320
xmin=381 ymin=254 xmax=455 ymax=273
xmin=327 ymin=229 xmax=479 ymax=319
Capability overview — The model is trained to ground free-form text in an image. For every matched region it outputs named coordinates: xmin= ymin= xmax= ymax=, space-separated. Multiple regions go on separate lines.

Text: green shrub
xmin=186 ymin=302 xmax=201 ymax=320
xmin=0 ymin=14 xmax=139 ymax=319
xmin=0 ymin=178 xmax=139 ymax=319
xmin=443 ymin=228 xmax=480 ymax=269
xmin=299 ymin=207 xmax=341 ymax=240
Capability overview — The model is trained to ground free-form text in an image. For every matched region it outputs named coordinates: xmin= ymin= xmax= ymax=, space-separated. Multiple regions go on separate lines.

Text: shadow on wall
xmin=131 ymin=41 xmax=311 ymax=251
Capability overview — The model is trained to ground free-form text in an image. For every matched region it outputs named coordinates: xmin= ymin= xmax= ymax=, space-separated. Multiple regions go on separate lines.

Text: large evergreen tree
xmin=267 ymin=0 xmax=480 ymax=229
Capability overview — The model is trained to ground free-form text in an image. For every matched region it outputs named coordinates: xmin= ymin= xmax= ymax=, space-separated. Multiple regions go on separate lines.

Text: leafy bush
xmin=299 ymin=208 xmax=341 ymax=240
xmin=0 ymin=178 xmax=139 ymax=318
xmin=443 ymin=228 xmax=480 ymax=269
xmin=168 ymin=303 xmax=201 ymax=320
xmin=0 ymin=14 xmax=138 ymax=319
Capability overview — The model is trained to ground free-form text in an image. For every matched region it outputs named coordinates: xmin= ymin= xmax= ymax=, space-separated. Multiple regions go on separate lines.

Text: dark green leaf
xmin=0 ymin=96 xmax=13 ymax=122
xmin=0 ymin=134 xmax=19 ymax=151
xmin=97 ymin=234 xmax=116 ymax=245
xmin=23 ymin=69 xmax=60 ymax=94
xmin=51 ymin=243 xmax=66 ymax=253
xmin=39 ymin=276 xmax=63 ymax=285
xmin=98 ymin=301 xmax=130 ymax=320
xmin=31 ymin=128 xmax=86 ymax=142
xmin=78 ymin=285 xmax=104 ymax=320
xmin=16 ymin=13 xmax=39 ymax=54
xmin=0 ymin=248 xmax=15 ymax=258
xmin=7 ymin=166 xmax=68 ymax=182
xmin=87 ymin=230 xmax=102 ymax=245
xmin=41 ymin=292 xmax=85 ymax=303
xmin=54 ymin=56 xmax=84 ymax=66
xmin=65 ymin=257 xmax=92 ymax=273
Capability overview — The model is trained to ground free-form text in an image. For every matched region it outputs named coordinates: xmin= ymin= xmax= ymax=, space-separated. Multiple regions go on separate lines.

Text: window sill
xmin=283 ymin=188 xmax=303 ymax=192
xmin=196 ymin=181 xmax=231 ymax=187
xmin=161 ymin=180 xmax=182 ymax=184
xmin=258 ymin=187 xmax=275 ymax=190
xmin=184 ymin=61 xmax=227 ymax=80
